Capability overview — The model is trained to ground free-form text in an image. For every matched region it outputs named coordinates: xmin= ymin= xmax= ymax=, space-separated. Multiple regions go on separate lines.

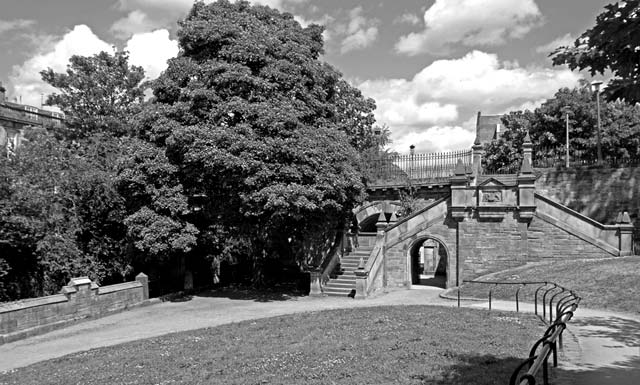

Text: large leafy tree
xmin=483 ymin=86 xmax=640 ymax=171
xmin=134 ymin=0 xmax=376 ymax=281
xmin=551 ymin=0 xmax=640 ymax=103
xmin=41 ymin=51 xmax=145 ymax=138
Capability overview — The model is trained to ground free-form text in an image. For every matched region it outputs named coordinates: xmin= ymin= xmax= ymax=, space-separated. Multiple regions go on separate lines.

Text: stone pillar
xmin=135 ymin=273 xmax=149 ymax=300
xmin=450 ymin=158 xmax=469 ymax=220
xmin=517 ymin=157 xmax=536 ymax=220
xmin=308 ymin=269 xmax=323 ymax=297
xmin=615 ymin=212 xmax=634 ymax=256
xmin=60 ymin=277 xmax=98 ymax=317
xmin=375 ymin=211 xmax=387 ymax=233
xmin=522 ymin=132 xmax=533 ymax=167
xmin=354 ymin=269 xmax=368 ymax=299
xmin=471 ymin=138 xmax=484 ymax=179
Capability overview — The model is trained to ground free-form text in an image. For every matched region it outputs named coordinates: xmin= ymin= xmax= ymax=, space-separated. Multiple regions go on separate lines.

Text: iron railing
xmin=367 ymin=150 xmax=472 ymax=186
xmin=533 ymin=147 xmax=640 ymax=168
xmin=457 ymin=280 xmax=580 ymax=385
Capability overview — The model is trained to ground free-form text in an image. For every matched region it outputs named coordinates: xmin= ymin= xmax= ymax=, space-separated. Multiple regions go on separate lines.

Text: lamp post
xmin=409 ymin=144 xmax=415 ymax=179
xmin=591 ymin=80 xmax=603 ymax=165
xmin=561 ymin=106 xmax=571 ymax=168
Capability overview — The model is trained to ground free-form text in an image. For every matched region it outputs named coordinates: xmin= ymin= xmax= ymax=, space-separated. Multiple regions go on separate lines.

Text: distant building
xmin=475 ymin=112 xmax=503 ymax=145
xmin=0 ymin=82 xmax=65 ymax=156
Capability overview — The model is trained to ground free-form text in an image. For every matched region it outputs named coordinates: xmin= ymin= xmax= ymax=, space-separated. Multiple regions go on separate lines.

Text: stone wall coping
xmin=386 ymin=196 xmax=449 ymax=231
xmin=98 ymin=281 xmax=142 ymax=295
xmin=67 ymin=277 xmax=92 ymax=286
xmin=0 ymin=294 xmax=68 ymax=313
xmin=535 ymin=193 xmax=618 ymax=230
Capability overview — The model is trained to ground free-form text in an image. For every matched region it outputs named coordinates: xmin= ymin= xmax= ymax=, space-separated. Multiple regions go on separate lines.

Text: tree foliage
xmin=41 ymin=51 xmax=146 ymax=138
xmin=551 ymin=0 xmax=640 ymax=103
xmin=483 ymin=85 xmax=640 ymax=171
xmin=131 ymin=0 xmax=375 ymax=281
xmin=0 ymin=131 xmax=130 ymax=300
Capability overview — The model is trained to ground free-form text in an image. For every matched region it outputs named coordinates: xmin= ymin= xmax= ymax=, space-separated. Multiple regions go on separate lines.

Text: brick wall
xmin=0 ymin=274 xmax=149 ymax=344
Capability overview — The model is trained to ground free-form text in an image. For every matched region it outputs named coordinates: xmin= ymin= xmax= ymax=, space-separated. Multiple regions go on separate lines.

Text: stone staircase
xmin=323 ymin=244 xmax=374 ymax=297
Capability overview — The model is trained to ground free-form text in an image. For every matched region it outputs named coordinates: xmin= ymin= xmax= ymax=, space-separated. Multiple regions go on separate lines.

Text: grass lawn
xmin=453 ymin=256 xmax=640 ymax=315
xmin=0 ymin=306 xmax=544 ymax=385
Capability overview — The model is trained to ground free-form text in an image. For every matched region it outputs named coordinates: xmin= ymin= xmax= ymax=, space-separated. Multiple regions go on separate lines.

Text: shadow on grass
xmin=409 ymin=353 xmax=539 ymax=385
xmin=413 ymin=353 xmax=640 ymax=385
xmin=197 ymin=287 xmax=304 ymax=302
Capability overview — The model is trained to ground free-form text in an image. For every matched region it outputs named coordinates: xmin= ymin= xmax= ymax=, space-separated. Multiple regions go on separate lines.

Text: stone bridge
xmin=311 ymin=137 xmax=635 ymax=298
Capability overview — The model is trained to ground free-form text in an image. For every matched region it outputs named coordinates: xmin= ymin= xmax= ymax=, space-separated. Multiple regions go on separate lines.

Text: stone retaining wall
xmin=0 ymin=273 xmax=149 ymax=344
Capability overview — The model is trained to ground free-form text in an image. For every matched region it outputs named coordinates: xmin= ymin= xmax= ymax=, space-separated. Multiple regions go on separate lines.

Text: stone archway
xmin=354 ymin=201 xmax=403 ymax=232
xmin=407 ymin=236 xmax=449 ymax=289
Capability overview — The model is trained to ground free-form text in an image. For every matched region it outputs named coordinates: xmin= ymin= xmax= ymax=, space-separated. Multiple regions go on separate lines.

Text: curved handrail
xmin=458 ymin=279 xmax=580 ymax=385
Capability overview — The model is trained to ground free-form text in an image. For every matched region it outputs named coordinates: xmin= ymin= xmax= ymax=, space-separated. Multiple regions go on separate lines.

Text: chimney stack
xmin=0 ymin=81 xmax=6 ymax=103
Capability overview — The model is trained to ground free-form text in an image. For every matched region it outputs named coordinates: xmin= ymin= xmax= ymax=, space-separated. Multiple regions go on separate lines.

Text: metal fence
xmin=457 ymin=280 xmax=580 ymax=385
xmin=533 ymin=148 xmax=640 ymax=168
xmin=367 ymin=150 xmax=472 ymax=185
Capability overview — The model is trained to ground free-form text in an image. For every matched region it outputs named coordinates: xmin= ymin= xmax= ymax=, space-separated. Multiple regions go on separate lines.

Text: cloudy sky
xmin=0 ymin=0 xmax=610 ymax=153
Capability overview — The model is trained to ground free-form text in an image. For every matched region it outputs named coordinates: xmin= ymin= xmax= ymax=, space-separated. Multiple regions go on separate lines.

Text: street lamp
xmin=561 ymin=106 xmax=571 ymax=168
xmin=409 ymin=144 xmax=415 ymax=179
xmin=591 ymin=80 xmax=603 ymax=165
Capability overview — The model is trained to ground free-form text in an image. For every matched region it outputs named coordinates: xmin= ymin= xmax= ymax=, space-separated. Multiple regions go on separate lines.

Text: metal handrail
xmin=456 ymin=279 xmax=580 ymax=385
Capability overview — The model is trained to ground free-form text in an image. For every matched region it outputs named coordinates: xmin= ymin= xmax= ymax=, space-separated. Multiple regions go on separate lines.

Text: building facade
xmin=0 ymin=82 xmax=65 ymax=156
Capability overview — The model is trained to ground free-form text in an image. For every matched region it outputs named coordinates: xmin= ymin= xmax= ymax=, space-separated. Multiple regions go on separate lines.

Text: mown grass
xmin=453 ymin=256 xmax=640 ymax=314
xmin=0 ymin=306 xmax=544 ymax=385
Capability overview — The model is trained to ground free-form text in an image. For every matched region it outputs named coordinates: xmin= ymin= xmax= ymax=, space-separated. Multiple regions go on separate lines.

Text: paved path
xmin=0 ymin=287 xmax=451 ymax=372
xmin=1 ymin=287 xmax=638 ymax=385
xmin=464 ymin=299 xmax=640 ymax=384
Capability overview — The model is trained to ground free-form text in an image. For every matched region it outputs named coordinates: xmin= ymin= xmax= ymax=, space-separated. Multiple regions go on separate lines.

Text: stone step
xmin=330 ymin=276 xmax=356 ymax=283
xmin=323 ymin=288 xmax=355 ymax=297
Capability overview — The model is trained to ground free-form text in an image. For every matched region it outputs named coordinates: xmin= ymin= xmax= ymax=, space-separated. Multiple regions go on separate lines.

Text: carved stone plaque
xmin=482 ymin=190 xmax=502 ymax=203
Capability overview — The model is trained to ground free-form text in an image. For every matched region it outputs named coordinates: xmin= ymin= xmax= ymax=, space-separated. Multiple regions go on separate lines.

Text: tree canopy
xmin=2 ymin=0 xmax=383 ymax=298
xmin=483 ymin=85 xmax=640 ymax=171
xmin=41 ymin=51 xmax=146 ymax=138
xmin=127 ymin=0 xmax=378 ymax=281
xmin=551 ymin=0 xmax=640 ymax=103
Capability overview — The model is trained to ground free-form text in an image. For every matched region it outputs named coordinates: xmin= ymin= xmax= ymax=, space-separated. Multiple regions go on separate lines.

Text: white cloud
xmin=394 ymin=13 xmax=421 ymax=26
xmin=396 ymin=0 xmax=543 ymax=56
xmin=394 ymin=126 xmax=476 ymax=153
xmin=8 ymin=25 xmax=113 ymax=107
xmin=111 ymin=0 xmax=308 ymax=39
xmin=333 ymin=7 xmax=379 ymax=53
xmin=117 ymin=0 xmax=306 ymax=12
xmin=406 ymin=51 xmax=580 ymax=107
xmin=357 ymin=50 xmax=580 ymax=153
xmin=110 ymin=10 xmax=162 ymax=39
xmin=125 ymin=29 xmax=179 ymax=79
xmin=0 ymin=19 xmax=35 ymax=35
xmin=8 ymin=25 xmax=178 ymax=107
xmin=536 ymin=33 xmax=575 ymax=54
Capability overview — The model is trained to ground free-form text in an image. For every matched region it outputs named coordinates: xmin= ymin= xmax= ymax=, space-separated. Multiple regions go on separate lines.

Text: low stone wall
xmin=0 ymin=273 xmax=150 ymax=344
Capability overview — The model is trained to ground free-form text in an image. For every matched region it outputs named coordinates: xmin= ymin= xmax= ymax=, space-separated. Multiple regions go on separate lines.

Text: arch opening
xmin=410 ymin=237 xmax=448 ymax=288
xmin=359 ymin=212 xmax=394 ymax=233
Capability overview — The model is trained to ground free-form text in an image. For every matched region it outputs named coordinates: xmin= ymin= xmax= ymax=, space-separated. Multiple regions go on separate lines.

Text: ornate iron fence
xmin=367 ymin=150 xmax=472 ymax=186
xmin=456 ymin=280 xmax=580 ymax=385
